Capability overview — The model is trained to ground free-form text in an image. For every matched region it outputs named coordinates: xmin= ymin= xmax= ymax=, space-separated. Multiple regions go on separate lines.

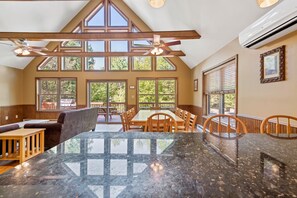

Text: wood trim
xmin=0 ymin=31 xmax=200 ymax=41
xmin=136 ymin=77 xmax=178 ymax=111
xmin=18 ymin=51 xmax=185 ymax=57
xmin=35 ymin=77 xmax=78 ymax=112
xmin=85 ymin=79 xmax=128 ymax=123
xmin=202 ymin=55 xmax=238 ymax=116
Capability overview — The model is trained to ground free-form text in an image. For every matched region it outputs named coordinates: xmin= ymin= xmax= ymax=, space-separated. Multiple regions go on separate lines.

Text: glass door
xmin=88 ymin=80 xmax=127 ymax=123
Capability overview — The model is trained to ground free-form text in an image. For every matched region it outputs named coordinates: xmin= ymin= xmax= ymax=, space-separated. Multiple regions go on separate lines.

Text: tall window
xmin=37 ymin=78 xmax=77 ymax=111
xmin=137 ymin=78 xmax=177 ymax=110
xmin=203 ymin=56 xmax=237 ymax=116
xmin=36 ymin=1 xmax=177 ymax=72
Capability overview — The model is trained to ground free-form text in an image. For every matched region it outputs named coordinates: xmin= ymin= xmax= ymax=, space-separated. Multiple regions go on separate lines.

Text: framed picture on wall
xmin=194 ymin=79 xmax=198 ymax=91
xmin=260 ymin=45 xmax=285 ymax=83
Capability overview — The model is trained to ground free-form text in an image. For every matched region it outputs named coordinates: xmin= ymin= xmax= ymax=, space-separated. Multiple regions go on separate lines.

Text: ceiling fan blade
xmin=153 ymin=34 xmax=161 ymax=44
xmin=10 ymin=39 xmax=23 ymax=47
xmin=164 ymin=40 xmax=181 ymax=46
xmin=33 ymin=51 xmax=47 ymax=56
xmin=133 ymin=44 xmax=154 ymax=48
xmin=30 ymin=46 xmax=48 ymax=50
xmin=143 ymin=50 xmax=152 ymax=55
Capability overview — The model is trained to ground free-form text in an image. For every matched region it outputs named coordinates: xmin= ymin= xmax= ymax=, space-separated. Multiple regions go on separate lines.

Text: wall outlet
xmin=5 ymin=116 xmax=8 ymax=120
xmin=16 ymin=115 xmax=18 ymax=119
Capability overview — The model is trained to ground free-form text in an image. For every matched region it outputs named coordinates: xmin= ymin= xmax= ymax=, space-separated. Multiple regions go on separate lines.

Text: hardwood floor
xmin=0 ymin=160 xmax=19 ymax=174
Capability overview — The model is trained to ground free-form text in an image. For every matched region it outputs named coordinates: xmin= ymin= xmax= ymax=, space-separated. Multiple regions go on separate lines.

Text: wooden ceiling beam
xmin=0 ymin=30 xmax=200 ymax=41
xmin=16 ymin=51 xmax=186 ymax=57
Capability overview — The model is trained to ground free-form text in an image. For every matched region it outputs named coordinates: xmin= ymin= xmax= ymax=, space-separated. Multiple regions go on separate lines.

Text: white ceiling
xmin=124 ymin=0 xmax=274 ymax=68
xmin=0 ymin=0 xmax=273 ymax=69
xmin=0 ymin=1 xmax=88 ymax=69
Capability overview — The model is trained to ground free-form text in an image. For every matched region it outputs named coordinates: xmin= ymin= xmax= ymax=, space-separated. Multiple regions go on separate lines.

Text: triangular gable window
xmin=132 ymin=25 xmax=151 ymax=47
xmin=109 ymin=4 xmax=128 ymax=26
xmin=38 ymin=56 xmax=58 ymax=71
xmin=62 ymin=26 xmax=82 ymax=47
xmin=156 ymin=57 xmax=176 ymax=71
xmin=85 ymin=5 xmax=105 ymax=27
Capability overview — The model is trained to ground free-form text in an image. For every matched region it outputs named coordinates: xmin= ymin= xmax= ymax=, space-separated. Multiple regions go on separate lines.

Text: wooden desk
xmin=0 ymin=128 xmax=45 ymax=163
xmin=131 ymin=110 xmax=184 ymax=127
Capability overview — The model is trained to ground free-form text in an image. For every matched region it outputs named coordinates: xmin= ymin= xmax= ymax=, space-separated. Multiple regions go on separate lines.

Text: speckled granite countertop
xmin=0 ymin=132 xmax=296 ymax=197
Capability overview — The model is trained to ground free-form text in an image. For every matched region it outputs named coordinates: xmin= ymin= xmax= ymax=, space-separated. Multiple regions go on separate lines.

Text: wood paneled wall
xmin=23 ymin=105 xmax=87 ymax=121
xmin=237 ymin=115 xmax=263 ymax=133
xmin=0 ymin=105 xmax=24 ymax=125
xmin=2 ymin=104 xmax=294 ymax=134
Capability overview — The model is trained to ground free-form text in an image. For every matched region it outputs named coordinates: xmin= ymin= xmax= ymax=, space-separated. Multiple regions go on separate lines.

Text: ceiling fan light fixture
xmin=14 ymin=48 xmax=23 ymax=54
xmin=148 ymin=0 xmax=166 ymax=8
xmin=257 ymin=0 xmax=279 ymax=8
xmin=151 ymin=47 xmax=163 ymax=55
xmin=22 ymin=49 xmax=30 ymax=55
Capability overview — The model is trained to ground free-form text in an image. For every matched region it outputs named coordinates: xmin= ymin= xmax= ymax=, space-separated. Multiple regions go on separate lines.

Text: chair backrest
xmin=175 ymin=107 xmax=181 ymax=116
xmin=130 ymin=107 xmax=136 ymax=117
xmin=260 ymin=115 xmax=297 ymax=137
xmin=150 ymin=106 xmax=161 ymax=110
xmin=126 ymin=109 xmax=134 ymax=121
xmin=120 ymin=112 xmax=129 ymax=132
xmin=178 ymin=109 xmax=184 ymax=118
xmin=186 ymin=113 xmax=198 ymax=132
xmin=145 ymin=113 xmax=177 ymax=132
xmin=183 ymin=110 xmax=191 ymax=120
xmin=203 ymin=114 xmax=247 ymax=134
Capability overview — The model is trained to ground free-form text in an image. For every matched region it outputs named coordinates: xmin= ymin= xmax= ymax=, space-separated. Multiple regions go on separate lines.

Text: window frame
xmin=36 ymin=77 xmax=77 ymax=112
xmin=137 ymin=77 xmax=177 ymax=110
xmin=202 ymin=55 xmax=238 ymax=117
xmin=155 ymin=57 xmax=177 ymax=71
xmin=36 ymin=2 xmax=179 ymax=72
xmin=131 ymin=56 xmax=153 ymax=71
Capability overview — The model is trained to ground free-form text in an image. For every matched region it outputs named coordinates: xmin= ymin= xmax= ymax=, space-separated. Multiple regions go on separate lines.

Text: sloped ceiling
xmin=0 ymin=0 xmax=273 ymax=69
xmin=0 ymin=1 xmax=88 ymax=69
xmin=123 ymin=0 xmax=273 ymax=68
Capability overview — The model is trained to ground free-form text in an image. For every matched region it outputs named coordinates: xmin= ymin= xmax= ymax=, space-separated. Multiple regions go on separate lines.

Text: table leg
xmin=2 ymin=140 xmax=6 ymax=158
xmin=19 ymin=138 xmax=25 ymax=163
xmin=40 ymin=131 xmax=44 ymax=153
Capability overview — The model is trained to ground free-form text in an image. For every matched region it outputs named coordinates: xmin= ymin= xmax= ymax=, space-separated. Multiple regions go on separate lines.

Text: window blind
xmin=204 ymin=60 xmax=236 ymax=94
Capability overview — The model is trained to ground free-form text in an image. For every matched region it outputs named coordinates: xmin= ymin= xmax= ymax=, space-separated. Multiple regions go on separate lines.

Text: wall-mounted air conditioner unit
xmin=239 ymin=0 xmax=297 ymax=49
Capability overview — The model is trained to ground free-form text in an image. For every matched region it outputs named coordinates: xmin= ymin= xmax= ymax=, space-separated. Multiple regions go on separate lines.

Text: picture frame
xmin=260 ymin=45 xmax=285 ymax=83
xmin=194 ymin=79 xmax=198 ymax=91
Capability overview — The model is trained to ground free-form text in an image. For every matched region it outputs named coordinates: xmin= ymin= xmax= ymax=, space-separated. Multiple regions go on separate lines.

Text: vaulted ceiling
xmin=0 ymin=0 xmax=273 ymax=69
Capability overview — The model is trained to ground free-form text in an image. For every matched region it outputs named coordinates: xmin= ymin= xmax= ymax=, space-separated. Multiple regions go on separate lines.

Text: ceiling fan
xmin=134 ymin=34 xmax=181 ymax=56
xmin=9 ymin=39 xmax=48 ymax=55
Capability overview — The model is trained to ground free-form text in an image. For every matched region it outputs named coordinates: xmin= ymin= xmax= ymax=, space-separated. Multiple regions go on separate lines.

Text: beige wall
xmin=192 ymin=31 xmax=297 ymax=118
xmin=0 ymin=66 xmax=23 ymax=106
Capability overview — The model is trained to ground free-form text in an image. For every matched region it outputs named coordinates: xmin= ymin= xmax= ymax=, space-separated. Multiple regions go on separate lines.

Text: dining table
xmin=0 ymin=131 xmax=296 ymax=197
xmin=130 ymin=109 xmax=184 ymax=127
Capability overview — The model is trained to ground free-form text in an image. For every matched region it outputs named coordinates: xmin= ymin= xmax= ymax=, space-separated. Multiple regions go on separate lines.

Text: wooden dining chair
xmin=175 ymin=107 xmax=181 ymax=116
xmin=178 ymin=109 xmax=184 ymax=118
xmin=175 ymin=111 xmax=190 ymax=132
xmin=120 ymin=112 xmax=142 ymax=132
xmin=144 ymin=113 xmax=177 ymax=132
xmin=130 ymin=107 xmax=136 ymax=117
xmin=260 ymin=115 xmax=297 ymax=137
xmin=185 ymin=113 xmax=198 ymax=132
xmin=203 ymin=114 xmax=247 ymax=134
